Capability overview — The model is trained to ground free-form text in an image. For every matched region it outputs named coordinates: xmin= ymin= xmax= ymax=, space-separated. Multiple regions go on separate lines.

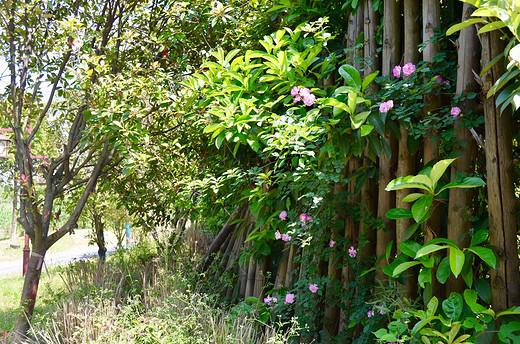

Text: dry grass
xmin=11 ymin=244 xmax=299 ymax=344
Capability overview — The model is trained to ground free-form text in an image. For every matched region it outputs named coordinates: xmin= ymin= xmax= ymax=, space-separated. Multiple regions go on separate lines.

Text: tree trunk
xmin=93 ymin=212 xmax=107 ymax=263
xmin=9 ymin=178 xmax=18 ymax=247
xmin=482 ymin=28 xmax=520 ymax=311
xmin=12 ymin=249 xmax=46 ymax=341
xmin=446 ymin=3 xmax=479 ymax=296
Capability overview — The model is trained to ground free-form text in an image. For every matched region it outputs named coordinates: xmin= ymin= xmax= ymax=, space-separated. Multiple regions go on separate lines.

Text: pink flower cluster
xmin=300 ymin=213 xmax=313 ymax=224
xmin=329 ymin=239 xmax=335 ymax=248
xmin=279 ymin=210 xmax=287 ymax=221
xmin=451 ymin=106 xmax=461 ymax=117
xmin=393 ymin=62 xmax=416 ymax=78
xmin=291 ymin=86 xmax=316 ymax=106
xmin=379 ymin=100 xmax=394 ymax=113
xmin=309 ymin=283 xmax=318 ymax=293
xmin=264 ymin=295 xmax=278 ymax=305
xmin=275 ymin=230 xmax=292 ymax=242
xmin=348 ymin=246 xmax=357 ymax=258
xmin=285 ymin=293 xmax=295 ymax=304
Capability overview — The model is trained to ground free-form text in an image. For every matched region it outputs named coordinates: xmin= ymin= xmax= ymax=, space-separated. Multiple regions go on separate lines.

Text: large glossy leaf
xmin=411 ymin=195 xmax=433 ymax=223
xmin=386 ymin=175 xmax=432 ymax=192
xmin=399 ymin=240 xmax=422 ymax=258
xmin=446 ymin=18 xmax=487 ymax=36
xmin=438 ymin=177 xmax=486 ymax=193
xmin=362 ymin=71 xmax=379 ymax=91
xmin=467 ymin=246 xmax=497 ymax=268
xmin=443 ymin=293 xmax=463 ymax=321
xmin=401 ymin=193 xmax=426 ymax=203
xmin=339 ymin=64 xmax=362 ymax=90
xmin=416 ymin=244 xmax=448 ymax=258
xmin=470 ymin=229 xmax=489 ymax=247
xmin=450 ymin=247 xmax=465 ymax=278
xmin=392 ymin=261 xmax=422 ymax=277
xmin=475 ymin=279 xmax=492 ymax=304
xmin=386 ymin=208 xmax=413 ymax=219
xmin=418 ymin=268 xmax=432 ymax=288
xmin=429 ymin=159 xmax=456 ymax=187
xmin=436 ymin=257 xmax=451 ymax=284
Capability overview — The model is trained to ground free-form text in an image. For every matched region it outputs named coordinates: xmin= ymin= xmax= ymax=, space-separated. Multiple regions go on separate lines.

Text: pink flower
xmin=379 ymin=309 xmax=386 ymax=315
xmin=348 ymin=246 xmax=357 ymax=258
xmin=292 ymin=95 xmax=301 ymax=103
xmin=402 ymin=62 xmax=416 ymax=77
xmin=451 ymin=106 xmax=461 ymax=117
xmin=279 ymin=210 xmax=287 ymax=221
xmin=275 ymin=230 xmax=281 ymax=240
xmin=281 ymin=233 xmax=292 ymax=242
xmin=329 ymin=239 xmax=335 ymax=248
xmin=392 ymin=65 xmax=402 ymax=78
xmin=264 ymin=295 xmax=277 ymax=305
xmin=285 ymin=293 xmax=295 ymax=304
xmin=299 ymin=87 xmax=311 ymax=97
xmin=367 ymin=310 xmax=375 ymax=318
xmin=300 ymin=213 xmax=308 ymax=222
xmin=302 ymin=93 xmax=316 ymax=106
xmin=309 ymin=283 xmax=318 ymax=293
xmin=291 ymin=86 xmax=300 ymax=96
xmin=434 ymin=75 xmax=445 ymax=84
xmin=379 ymin=100 xmax=394 ymax=113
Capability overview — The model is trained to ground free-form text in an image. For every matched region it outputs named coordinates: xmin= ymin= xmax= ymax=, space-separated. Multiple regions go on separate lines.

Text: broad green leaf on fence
xmin=425 ymin=237 xmax=459 ymax=248
xmin=386 ymin=175 xmax=432 ymax=192
xmin=438 ymin=177 xmax=486 ymax=193
xmin=399 ymin=240 xmax=422 ymax=258
xmin=411 ymin=195 xmax=433 ymax=223
xmin=497 ymin=321 xmax=520 ymax=344
xmin=475 ymin=279 xmax=492 ymax=304
xmin=360 ymin=124 xmax=373 ymax=136
xmin=386 ymin=240 xmax=394 ymax=263
xmin=470 ymin=229 xmax=489 ymax=247
xmin=467 ymin=246 xmax=497 ymax=268
xmin=362 ymin=71 xmax=379 ymax=91
xmin=416 ymin=244 xmax=448 ymax=258
xmin=404 ymin=223 xmax=420 ymax=240
xmin=436 ymin=257 xmax=451 ymax=284
xmin=393 ymin=261 xmax=422 ymax=277
xmin=426 ymin=296 xmax=439 ymax=318
xmin=450 ymin=247 xmax=465 ymax=278
xmin=429 ymin=158 xmax=456 ymax=187
xmin=497 ymin=306 xmax=520 ymax=318
xmin=339 ymin=64 xmax=362 ymax=89
xmin=386 ymin=208 xmax=413 ymax=219
xmin=401 ymin=193 xmax=425 ymax=202
xmin=446 ymin=18 xmax=487 ymax=36
xmin=443 ymin=293 xmax=463 ymax=321
xmin=478 ymin=20 xmax=507 ymax=34
xmin=418 ymin=268 xmax=432 ymax=288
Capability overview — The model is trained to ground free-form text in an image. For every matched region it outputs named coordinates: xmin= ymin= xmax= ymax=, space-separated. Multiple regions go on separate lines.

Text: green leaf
xmin=443 ymin=293 xmax=463 ymax=321
xmin=401 ymin=193 xmax=426 ymax=202
xmin=339 ymin=64 xmax=362 ymax=90
xmin=429 ymin=159 xmax=456 ymax=187
xmin=426 ymin=296 xmax=439 ymax=317
xmin=351 ymin=111 xmax=371 ymax=129
xmin=450 ymin=247 xmax=465 ymax=278
xmin=399 ymin=240 xmax=422 ymax=258
xmin=446 ymin=18 xmax=487 ymax=36
xmin=385 ymin=240 xmax=394 ymax=263
xmin=386 ymin=208 xmax=413 ymax=219
xmin=470 ymin=229 xmax=489 ymax=247
xmin=386 ymin=175 xmax=432 ymax=192
xmin=477 ymin=20 xmax=506 ymax=34
xmin=393 ymin=261 xmax=422 ymax=277
xmin=497 ymin=321 xmax=520 ymax=344
xmin=418 ymin=268 xmax=432 ymax=288
xmin=411 ymin=195 xmax=433 ymax=223
xmin=436 ymin=257 xmax=451 ymax=284
xmin=497 ymin=306 xmax=520 ymax=318
xmin=362 ymin=71 xmax=379 ymax=91
xmin=416 ymin=244 xmax=448 ymax=258
xmin=467 ymin=246 xmax=496 ymax=268
xmin=322 ymin=98 xmax=351 ymax=114
xmin=360 ymin=124 xmax=373 ymax=136
xmin=438 ymin=177 xmax=486 ymax=194
xmin=404 ymin=223 xmax=420 ymax=240
xmin=475 ymin=279 xmax=492 ymax=305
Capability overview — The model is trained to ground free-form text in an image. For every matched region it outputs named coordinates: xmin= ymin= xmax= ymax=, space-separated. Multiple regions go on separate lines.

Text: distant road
xmin=0 ymin=246 xmax=116 ymax=277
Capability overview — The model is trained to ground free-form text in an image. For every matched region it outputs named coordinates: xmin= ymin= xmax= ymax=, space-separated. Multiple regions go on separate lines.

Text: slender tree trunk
xmin=481 ymin=29 xmax=520 ymax=311
xmin=12 ymin=248 xmax=46 ymax=341
xmin=376 ymin=0 xmax=401 ymax=281
xmin=9 ymin=178 xmax=18 ymax=247
xmin=446 ymin=3 xmax=479 ymax=296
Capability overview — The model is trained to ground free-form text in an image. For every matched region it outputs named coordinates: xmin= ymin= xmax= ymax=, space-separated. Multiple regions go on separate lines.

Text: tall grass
xmin=12 ymin=242 xmax=299 ymax=344
xmin=0 ymin=200 xmax=14 ymax=240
